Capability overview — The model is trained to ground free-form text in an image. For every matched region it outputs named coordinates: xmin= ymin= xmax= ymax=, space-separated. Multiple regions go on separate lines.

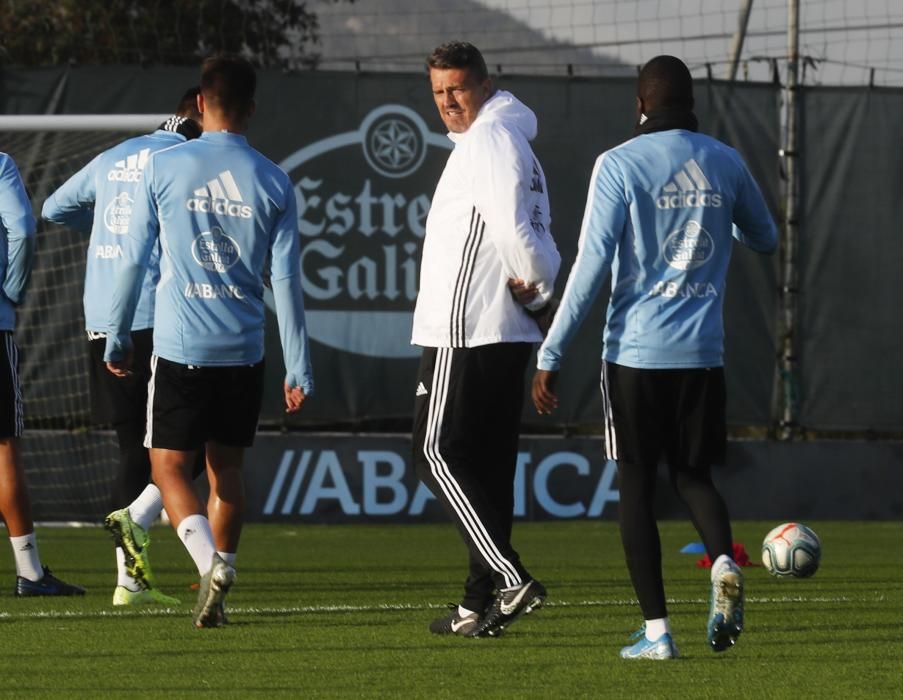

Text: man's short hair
xmin=427 ymin=42 xmax=489 ymax=82
xmin=638 ymin=55 xmax=694 ymax=111
xmin=176 ymin=86 xmax=202 ymax=121
xmin=200 ymin=55 xmax=256 ymax=121
xmin=158 ymin=86 xmax=201 ymax=138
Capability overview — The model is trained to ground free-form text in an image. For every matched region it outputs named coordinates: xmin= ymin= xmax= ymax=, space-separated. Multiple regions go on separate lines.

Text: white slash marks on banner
xmin=263 ymin=449 xmax=313 ymax=515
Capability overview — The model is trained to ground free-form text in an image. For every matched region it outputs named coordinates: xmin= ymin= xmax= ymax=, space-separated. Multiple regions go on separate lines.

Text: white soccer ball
xmin=761 ymin=522 xmax=821 ymax=578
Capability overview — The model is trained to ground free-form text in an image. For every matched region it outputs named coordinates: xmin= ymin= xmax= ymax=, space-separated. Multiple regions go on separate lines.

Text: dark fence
xmin=2 ymin=66 xmax=900 ymax=433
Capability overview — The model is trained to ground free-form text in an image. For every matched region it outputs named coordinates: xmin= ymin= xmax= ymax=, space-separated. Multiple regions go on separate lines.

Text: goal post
xmin=1 ymin=114 xmax=170 ymax=521
xmin=0 ymin=115 xmax=171 ymax=131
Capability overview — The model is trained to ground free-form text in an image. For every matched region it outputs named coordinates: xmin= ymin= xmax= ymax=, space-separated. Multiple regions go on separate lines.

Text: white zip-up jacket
xmin=412 ymin=90 xmax=560 ymax=348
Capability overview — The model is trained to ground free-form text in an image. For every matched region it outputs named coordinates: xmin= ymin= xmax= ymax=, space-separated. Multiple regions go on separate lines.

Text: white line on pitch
xmin=0 ymin=594 xmax=883 ymax=622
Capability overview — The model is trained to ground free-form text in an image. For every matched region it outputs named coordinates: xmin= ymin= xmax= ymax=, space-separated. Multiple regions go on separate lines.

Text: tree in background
xmin=0 ymin=0 xmax=351 ymax=68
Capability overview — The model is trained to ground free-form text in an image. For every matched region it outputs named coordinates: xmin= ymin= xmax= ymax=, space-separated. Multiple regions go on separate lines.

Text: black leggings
xmin=605 ymin=363 xmax=733 ymax=620
xmin=618 ymin=459 xmax=732 ymax=620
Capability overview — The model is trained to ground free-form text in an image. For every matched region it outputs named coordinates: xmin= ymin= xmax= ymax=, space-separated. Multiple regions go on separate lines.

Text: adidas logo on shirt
xmin=416 ymin=382 xmax=428 ymax=397
xmin=186 ymin=170 xmax=253 ymax=219
xmin=106 ymin=148 xmax=151 ymax=182
xmin=656 ymin=159 xmax=723 ymax=209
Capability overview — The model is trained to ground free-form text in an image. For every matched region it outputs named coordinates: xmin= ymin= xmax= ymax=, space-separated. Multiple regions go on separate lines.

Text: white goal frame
xmin=0 ymin=114 xmax=171 ymax=131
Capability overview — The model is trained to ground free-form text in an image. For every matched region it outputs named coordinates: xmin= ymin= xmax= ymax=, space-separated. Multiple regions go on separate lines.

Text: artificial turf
xmin=0 ymin=521 xmax=900 ymax=698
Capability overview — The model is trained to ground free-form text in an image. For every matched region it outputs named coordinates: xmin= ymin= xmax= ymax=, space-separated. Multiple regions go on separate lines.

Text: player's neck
xmin=202 ymin=112 xmax=248 ymax=134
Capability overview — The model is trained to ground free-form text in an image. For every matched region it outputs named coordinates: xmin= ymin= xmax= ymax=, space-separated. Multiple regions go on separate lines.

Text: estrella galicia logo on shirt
xmin=107 ymin=148 xmax=150 ymax=182
xmin=191 ymin=226 xmax=241 ymax=273
xmin=276 ymin=105 xmax=453 ymax=358
xmin=186 ymin=170 xmax=253 ymax=219
xmin=656 ymin=159 xmax=723 ymax=209
xmin=663 ymin=221 xmax=715 ymax=270
xmin=103 ymin=192 xmax=133 ymax=234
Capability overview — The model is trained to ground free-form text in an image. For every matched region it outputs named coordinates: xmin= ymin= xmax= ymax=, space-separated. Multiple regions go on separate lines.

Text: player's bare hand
xmin=532 ymin=369 xmax=560 ymax=415
xmin=284 ymin=382 xmax=307 ymax=414
xmin=508 ymin=277 xmax=538 ymax=306
xmin=105 ymin=356 xmax=133 ymax=378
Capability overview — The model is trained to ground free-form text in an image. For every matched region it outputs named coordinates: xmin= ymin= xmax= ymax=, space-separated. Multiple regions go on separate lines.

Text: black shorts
xmin=602 ymin=361 xmax=726 ymax=467
xmin=1 ymin=332 xmax=23 ymax=439
xmin=88 ymin=328 xmax=154 ymax=426
xmin=145 ymin=356 xmax=265 ymax=451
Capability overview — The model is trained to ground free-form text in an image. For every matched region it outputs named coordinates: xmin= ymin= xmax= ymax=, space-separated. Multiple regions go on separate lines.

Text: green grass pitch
xmin=0 ymin=521 xmax=900 ymax=698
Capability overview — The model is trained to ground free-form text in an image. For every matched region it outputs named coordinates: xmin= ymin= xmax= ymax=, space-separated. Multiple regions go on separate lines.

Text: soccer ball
xmin=761 ymin=522 xmax=821 ymax=578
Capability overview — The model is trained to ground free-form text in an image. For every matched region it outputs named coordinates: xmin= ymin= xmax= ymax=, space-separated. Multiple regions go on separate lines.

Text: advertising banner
xmin=248 ymin=434 xmax=620 ymax=523
xmin=4 ymin=68 xmax=783 ymax=430
xmin=238 ymin=433 xmax=903 ymax=523
xmin=247 ymin=72 xmax=781 ymax=430
xmin=21 ymin=431 xmax=903 ymax=522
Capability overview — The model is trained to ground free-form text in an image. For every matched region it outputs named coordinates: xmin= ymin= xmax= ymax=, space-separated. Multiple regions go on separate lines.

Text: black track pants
xmin=412 ymin=343 xmax=533 ymax=611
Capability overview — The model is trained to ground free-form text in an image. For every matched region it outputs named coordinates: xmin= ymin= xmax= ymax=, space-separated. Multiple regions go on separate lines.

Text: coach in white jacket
xmin=412 ymin=42 xmax=560 ymax=638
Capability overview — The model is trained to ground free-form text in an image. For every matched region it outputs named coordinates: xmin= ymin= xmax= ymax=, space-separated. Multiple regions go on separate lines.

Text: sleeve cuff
xmin=536 ymin=348 xmax=561 ymax=371
xmin=524 ymin=291 xmax=551 ymax=312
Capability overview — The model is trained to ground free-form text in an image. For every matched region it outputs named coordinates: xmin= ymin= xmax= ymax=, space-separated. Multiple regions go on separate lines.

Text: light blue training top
xmin=104 ymin=131 xmax=313 ymax=394
xmin=0 ymin=153 xmax=36 ymax=332
xmin=538 ymin=129 xmax=778 ymax=371
xmin=42 ymin=130 xmax=184 ymax=332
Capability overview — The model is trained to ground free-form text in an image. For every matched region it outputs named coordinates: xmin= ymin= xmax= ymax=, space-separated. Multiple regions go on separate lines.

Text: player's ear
xmin=197 ymin=92 xmax=205 ymax=115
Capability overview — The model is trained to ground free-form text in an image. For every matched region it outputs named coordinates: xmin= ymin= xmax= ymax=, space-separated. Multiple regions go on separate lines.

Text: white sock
xmin=176 ymin=514 xmax=217 ymax=576
xmin=10 ymin=533 xmax=43 ymax=581
xmin=645 ymin=617 xmax=671 ymax=641
xmin=711 ymin=554 xmax=733 ymax=581
xmin=217 ymin=551 xmax=237 ymax=567
xmin=115 ymin=547 xmax=143 ymax=590
xmin=128 ymin=484 xmax=164 ymax=530
xmin=457 ymin=605 xmax=477 ymax=617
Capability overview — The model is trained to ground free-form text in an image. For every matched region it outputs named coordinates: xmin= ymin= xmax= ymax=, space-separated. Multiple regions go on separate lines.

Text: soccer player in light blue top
xmin=532 ymin=56 xmax=777 ymax=660
xmin=0 ymin=155 xmax=36 ymax=334
xmin=105 ymin=55 xmax=314 ymax=628
xmin=1 ymin=152 xmax=84 ymax=596
xmin=42 ymin=90 xmax=202 ymax=607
